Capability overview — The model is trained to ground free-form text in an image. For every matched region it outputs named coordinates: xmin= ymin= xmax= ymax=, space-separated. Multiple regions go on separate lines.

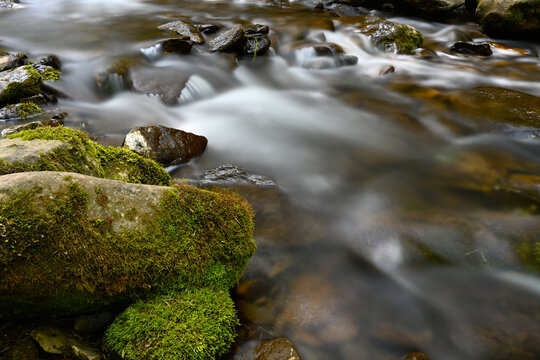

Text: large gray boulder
xmin=475 ymin=0 xmax=540 ymax=37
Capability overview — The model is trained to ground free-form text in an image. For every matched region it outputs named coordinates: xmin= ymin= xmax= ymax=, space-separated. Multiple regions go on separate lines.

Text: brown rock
xmin=403 ymin=352 xmax=430 ymax=360
xmin=254 ymin=338 xmax=301 ymax=360
xmin=122 ymin=125 xmax=207 ymax=166
xmin=158 ymin=20 xmax=205 ymax=44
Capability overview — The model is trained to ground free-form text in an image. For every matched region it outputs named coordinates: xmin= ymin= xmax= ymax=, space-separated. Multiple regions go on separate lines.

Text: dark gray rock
xmin=243 ymin=34 xmax=271 ymax=56
xmin=209 ymin=27 xmax=245 ymax=52
xmin=242 ymin=24 xmax=270 ymax=35
xmin=122 ymin=125 xmax=208 ymax=166
xmin=0 ymin=53 xmax=27 ymax=72
xmin=38 ymin=55 xmax=62 ymax=70
xmin=158 ymin=20 xmax=205 ymax=44
xmin=196 ymin=23 xmax=220 ymax=34
xmin=450 ymin=41 xmax=493 ymax=55
xmin=200 ymin=164 xmax=277 ymax=187
xmin=159 ymin=37 xmax=193 ymax=55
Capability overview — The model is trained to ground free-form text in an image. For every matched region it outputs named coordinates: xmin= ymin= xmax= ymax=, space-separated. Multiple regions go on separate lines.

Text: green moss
xmin=0 ymin=180 xmax=255 ymax=318
xmin=380 ymin=25 xmax=424 ymax=54
xmin=0 ymin=67 xmax=42 ymax=106
xmin=3 ymin=126 xmax=170 ymax=186
xmin=41 ymin=67 xmax=61 ymax=82
xmin=15 ymin=102 xmax=42 ymax=118
xmin=515 ymin=235 xmax=540 ymax=272
xmin=103 ymin=288 xmax=238 ymax=360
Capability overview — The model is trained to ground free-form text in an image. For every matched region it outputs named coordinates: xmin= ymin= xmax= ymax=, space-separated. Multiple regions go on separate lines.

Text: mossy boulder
xmin=339 ymin=16 xmax=424 ymax=54
xmin=0 ymin=126 xmax=170 ymax=186
xmin=476 ymin=0 xmax=540 ymax=38
xmin=0 ymin=102 xmax=42 ymax=120
xmin=0 ymin=65 xmax=43 ymax=106
xmin=103 ymin=288 xmax=238 ymax=360
xmin=0 ymin=171 xmax=255 ymax=318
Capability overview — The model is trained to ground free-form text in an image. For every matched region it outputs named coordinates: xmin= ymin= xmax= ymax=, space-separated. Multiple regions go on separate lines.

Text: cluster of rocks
xmin=0 ymin=52 xmax=61 ymax=121
xmin=321 ymin=0 xmax=540 ymax=39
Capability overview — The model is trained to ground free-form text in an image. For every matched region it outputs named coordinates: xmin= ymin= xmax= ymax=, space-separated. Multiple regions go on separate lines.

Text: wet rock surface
xmin=450 ymin=41 xmax=493 ymax=55
xmin=158 ymin=37 xmax=193 ymax=55
xmin=122 ymin=125 xmax=207 ymax=166
xmin=475 ymin=0 xmax=540 ymax=37
xmin=210 ymin=26 xmax=246 ymax=52
xmin=158 ymin=20 xmax=205 ymax=44
xmin=0 ymin=65 xmax=42 ymax=106
xmin=210 ymin=25 xmax=272 ymax=57
xmin=30 ymin=326 xmax=102 ymax=360
xmin=0 ymin=53 xmax=27 ymax=72
xmin=129 ymin=66 xmax=189 ymax=105
xmin=253 ymin=338 xmax=301 ymax=360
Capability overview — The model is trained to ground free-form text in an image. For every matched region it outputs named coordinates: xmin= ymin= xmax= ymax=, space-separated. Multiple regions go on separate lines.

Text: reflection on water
xmin=1 ymin=0 xmax=539 ymax=358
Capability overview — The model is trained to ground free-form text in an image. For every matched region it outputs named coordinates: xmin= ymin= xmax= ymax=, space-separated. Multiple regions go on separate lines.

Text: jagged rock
xmin=0 ymin=53 xmax=27 ymax=72
xmin=450 ymin=41 xmax=493 ymax=55
xmin=199 ymin=164 xmax=277 ymax=187
xmin=243 ymin=34 xmax=271 ymax=56
xmin=122 ymin=125 xmax=208 ymax=166
xmin=476 ymin=0 xmax=540 ymax=38
xmin=0 ymin=65 xmax=42 ymax=106
xmin=209 ymin=26 xmax=245 ymax=52
xmin=158 ymin=20 xmax=205 ymax=44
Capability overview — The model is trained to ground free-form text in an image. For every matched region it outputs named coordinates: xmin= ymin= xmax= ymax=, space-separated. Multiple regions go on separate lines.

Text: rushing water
xmin=1 ymin=1 xmax=540 ymax=359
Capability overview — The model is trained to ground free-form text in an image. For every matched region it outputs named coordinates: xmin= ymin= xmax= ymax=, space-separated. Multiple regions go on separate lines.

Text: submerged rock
xmin=340 ymin=16 xmax=424 ymax=54
xmin=450 ymin=41 xmax=493 ymax=55
xmin=0 ymin=126 xmax=171 ymax=185
xmin=0 ymin=171 xmax=255 ymax=318
xmin=0 ymin=53 xmax=27 ymax=72
xmin=122 ymin=125 xmax=208 ymax=166
xmin=475 ymin=0 xmax=540 ymax=38
xmin=129 ymin=66 xmax=189 ymax=105
xmin=158 ymin=20 xmax=205 ymax=44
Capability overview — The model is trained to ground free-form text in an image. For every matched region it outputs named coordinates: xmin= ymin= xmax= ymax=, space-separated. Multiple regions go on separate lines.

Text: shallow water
xmin=1 ymin=1 xmax=540 ymax=359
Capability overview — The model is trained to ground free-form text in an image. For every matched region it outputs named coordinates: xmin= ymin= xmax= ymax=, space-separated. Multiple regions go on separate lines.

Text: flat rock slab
xmin=158 ymin=20 xmax=205 ymax=44
xmin=0 ymin=138 xmax=66 ymax=164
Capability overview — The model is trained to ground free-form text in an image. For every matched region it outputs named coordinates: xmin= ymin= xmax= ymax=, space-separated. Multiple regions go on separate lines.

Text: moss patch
xmin=379 ymin=25 xmax=424 ymax=54
xmin=2 ymin=126 xmax=170 ymax=186
xmin=0 ymin=178 xmax=255 ymax=318
xmin=41 ymin=67 xmax=61 ymax=82
xmin=0 ymin=67 xmax=42 ymax=106
xmin=103 ymin=288 xmax=238 ymax=360
xmin=15 ymin=102 xmax=42 ymax=118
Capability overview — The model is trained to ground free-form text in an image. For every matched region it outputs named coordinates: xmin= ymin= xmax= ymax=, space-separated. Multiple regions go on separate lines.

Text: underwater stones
xmin=340 ymin=16 xmax=424 ymax=54
xmin=0 ymin=53 xmax=27 ymax=72
xmin=103 ymin=289 xmax=238 ymax=360
xmin=129 ymin=66 xmax=189 ymax=105
xmin=475 ymin=0 xmax=540 ymax=38
xmin=94 ymin=58 xmax=136 ymax=96
xmin=254 ymin=338 xmax=301 ymax=360
xmin=122 ymin=125 xmax=208 ymax=166
xmin=0 ymin=126 xmax=171 ymax=185
xmin=0 ymin=171 xmax=254 ymax=318
xmin=450 ymin=41 xmax=493 ymax=55
xmin=158 ymin=20 xmax=205 ymax=44
xmin=158 ymin=37 xmax=193 ymax=55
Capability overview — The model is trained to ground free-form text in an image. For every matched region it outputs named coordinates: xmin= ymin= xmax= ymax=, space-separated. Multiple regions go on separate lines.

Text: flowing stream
xmin=1 ymin=1 xmax=540 ymax=359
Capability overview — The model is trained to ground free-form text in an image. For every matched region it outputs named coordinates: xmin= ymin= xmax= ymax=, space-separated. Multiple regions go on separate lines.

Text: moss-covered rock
xmin=103 ymin=288 xmax=238 ymax=360
xmin=0 ymin=171 xmax=255 ymax=318
xmin=0 ymin=65 xmax=43 ymax=106
xmin=476 ymin=0 xmax=540 ymax=38
xmin=339 ymin=16 xmax=424 ymax=54
xmin=0 ymin=126 xmax=170 ymax=186
xmin=0 ymin=102 xmax=42 ymax=120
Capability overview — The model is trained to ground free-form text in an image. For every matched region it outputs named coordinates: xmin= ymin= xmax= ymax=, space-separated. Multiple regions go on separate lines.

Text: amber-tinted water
xmin=1 ymin=1 xmax=539 ymax=359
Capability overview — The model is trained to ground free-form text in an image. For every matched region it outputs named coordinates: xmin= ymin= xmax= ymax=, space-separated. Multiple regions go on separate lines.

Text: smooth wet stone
xmin=254 ymin=338 xmax=301 ymax=360
xmin=129 ymin=66 xmax=189 ymax=105
xmin=0 ymin=53 xmax=26 ymax=72
xmin=70 ymin=341 xmax=103 ymax=360
xmin=30 ymin=326 xmax=72 ymax=355
xmin=378 ymin=64 xmax=395 ymax=76
xmin=339 ymin=16 xmax=424 ymax=54
xmin=0 ymin=65 xmax=42 ymax=106
xmin=94 ymin=58 xmax=137 ymax=96
xmin=209 ymin=26 xmax=245 ymax=52
xmin=159 ymin=37 xmax=193 ymax=54
xmin=0 ymin=137 xmax=66 ymax=165
xmin=450 ymin=41 xmax=493 ymax=56
xmin=122 ymin=125 xmax=207 ymax=166
xmin=476 ymin=0 xmax=540 ymax=38
xmin=158 ymin=20 xmax=205 ymax=44
xmin=243 ymin=34 xmax=271 ymax=56
xmin=310 ymin=42 xmax=345 ymax=56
